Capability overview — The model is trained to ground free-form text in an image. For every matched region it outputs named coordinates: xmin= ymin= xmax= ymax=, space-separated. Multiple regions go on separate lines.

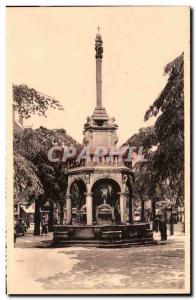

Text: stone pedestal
xmin=85 ymin=193 xmax=93 ymax=225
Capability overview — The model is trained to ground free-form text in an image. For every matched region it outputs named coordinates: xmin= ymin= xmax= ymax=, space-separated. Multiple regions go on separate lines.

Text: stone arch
xmin=67 ymin=177 xmax=87 ymax=195
xmin=90 ymin=175 xmax=122 ymax=193
xmin=69 ymin=178 xmax=87 ymax=210
xmin=91 ymin=177 xmax=122 ymax=224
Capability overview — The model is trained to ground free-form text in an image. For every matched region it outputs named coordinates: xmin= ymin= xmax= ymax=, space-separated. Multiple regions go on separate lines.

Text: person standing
xmin=41 ymin=217 xmax=48 ymax=236
xmin=14 ymin=224 xmax=17 ymax=244
xmin=159 ymin=217 xmax=167 ymax=241
xmin=26 ymin=219 xmax=30 ymax=229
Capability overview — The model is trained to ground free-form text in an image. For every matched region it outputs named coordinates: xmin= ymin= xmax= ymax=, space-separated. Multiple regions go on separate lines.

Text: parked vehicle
xmin=14 ymin=218 xmax=27 ymax=236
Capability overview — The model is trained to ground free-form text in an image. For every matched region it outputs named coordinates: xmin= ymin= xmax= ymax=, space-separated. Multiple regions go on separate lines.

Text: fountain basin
xmin=53 ymin=223 xmax=156 ymax=247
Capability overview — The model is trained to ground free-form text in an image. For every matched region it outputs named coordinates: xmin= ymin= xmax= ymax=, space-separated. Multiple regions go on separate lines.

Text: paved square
xmin=9 ymin=232 xmax=185 ymax=293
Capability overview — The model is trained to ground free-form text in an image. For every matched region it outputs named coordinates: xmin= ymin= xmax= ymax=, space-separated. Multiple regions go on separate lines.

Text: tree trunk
xmin=183 ymin=207 xmax=185 ymax=233
xmin=141 ymin=195 xmax=145 ymax=222
xmin=129 ymin=194 xmax=133 ymax=223
xmin=170 ymin=207 xmax=174 ymax=235
xmin=34 ymin=198 xmax=41 ymax=236
xmin=152 ymin=196 xmax=156 ymax=231
xmin=48 ymin=201 xmax=54 ymax=232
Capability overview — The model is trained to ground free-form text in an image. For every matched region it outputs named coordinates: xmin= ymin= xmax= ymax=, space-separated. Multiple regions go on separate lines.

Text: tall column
xmin=65 ymin=194 xmax=72 ymax=224
xmin=85 ymin=192 xmax=93 ymax=225
xmin=95 ymin=32 xmax=103 ymax=108
xmin=96 ymin=59 xmax=102 ymax=107
xmin=119 ymin=193 xmax=127 ymax=224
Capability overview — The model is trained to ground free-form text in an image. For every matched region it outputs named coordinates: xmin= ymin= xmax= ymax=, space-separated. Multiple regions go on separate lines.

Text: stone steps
xmin=98 ymin=240 xmax=157 ymax=248
xmin=52 ymin=237 xmax=156 ymax=248
xmin=101 ymin=230 xmax=123 ymax=240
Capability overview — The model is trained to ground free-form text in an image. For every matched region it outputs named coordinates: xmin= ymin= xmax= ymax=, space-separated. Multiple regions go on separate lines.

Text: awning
xmin=21 ymin=203 xmax=35 ymax=214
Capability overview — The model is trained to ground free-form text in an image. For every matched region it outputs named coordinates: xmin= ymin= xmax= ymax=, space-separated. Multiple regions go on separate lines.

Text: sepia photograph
xmin=6 ymin=6 xmax=190 ymax=295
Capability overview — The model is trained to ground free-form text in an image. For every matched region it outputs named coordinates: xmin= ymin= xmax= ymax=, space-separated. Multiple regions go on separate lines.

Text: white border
xmin=2 ymin=0 xmax=195 ymax=6
xmin=0 ymin=1 xmax=194 ymax=299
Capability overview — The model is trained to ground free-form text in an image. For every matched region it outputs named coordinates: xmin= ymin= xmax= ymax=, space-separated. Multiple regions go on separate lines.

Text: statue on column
xmin=95 ymin=33 xmax=103 ymax=59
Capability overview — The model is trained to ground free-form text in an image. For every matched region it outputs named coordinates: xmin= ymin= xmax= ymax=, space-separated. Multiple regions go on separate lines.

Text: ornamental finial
xmin=95 ymin=27 xmax=103 ymax=59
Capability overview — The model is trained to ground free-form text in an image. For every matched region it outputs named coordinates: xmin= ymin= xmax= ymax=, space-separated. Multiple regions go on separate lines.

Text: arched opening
xmin=91 ymin=178 xmax=121 ymax=224
xmin=70 ymin=179 xmax=87 ymax=224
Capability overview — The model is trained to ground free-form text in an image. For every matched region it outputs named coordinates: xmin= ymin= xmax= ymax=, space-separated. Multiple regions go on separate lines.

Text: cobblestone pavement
xmin=10 ymin=228 xmax=185 ymax=294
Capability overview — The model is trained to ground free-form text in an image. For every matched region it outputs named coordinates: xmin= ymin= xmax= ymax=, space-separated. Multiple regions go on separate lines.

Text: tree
xmin=125 ymin=54 xmax=184 ymax=227
xmin=125 ymin=126 xmax=158 ymax=224
xmin=144 ymin=53 xmax=184 ymax=203
xmin=14 ymin=152 xmax=44 ymax=205
xmin=13 ymin=84 xmax=67 ymax=234
xmin=125 ymin=126 xmax=157 ymax=153
xmin=14 ymin=127 xmax=78 ymax=164
xmin=13 ymin=84 xmax=63 ymax=119
xmin=14 ymin=127 xmax=80 ymax=209
xmin=14 ymin=126 xmax=81 ymax=234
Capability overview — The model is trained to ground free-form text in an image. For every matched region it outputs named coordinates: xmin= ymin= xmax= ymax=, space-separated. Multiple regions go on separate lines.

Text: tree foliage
xmin=13 ymin=84 xmax=64 ymax=119
xmin=125 ymin=126 xmax=157 ymax=153
xmin=144 ymin=53 xmax=184 ymax=202
xmin=14 ymin=127 xmax=78 ymax=163
xmin=14 ymin=152 xmax=44 ymax=204
xmin=125 ymin=126 xmax=158 ymax=201
xmin=14 ymin=127 xmax=81 ymax=206
xmin=127 ymin=53 xmax=184 ymax=207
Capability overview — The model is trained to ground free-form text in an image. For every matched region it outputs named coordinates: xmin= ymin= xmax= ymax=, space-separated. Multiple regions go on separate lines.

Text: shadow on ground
xmin=35 ymin=240 xmax=184 ymax=290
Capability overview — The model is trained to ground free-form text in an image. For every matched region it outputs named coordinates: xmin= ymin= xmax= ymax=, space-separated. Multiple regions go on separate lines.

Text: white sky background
xmin=7 ymin=7 xmax=189 ymax=144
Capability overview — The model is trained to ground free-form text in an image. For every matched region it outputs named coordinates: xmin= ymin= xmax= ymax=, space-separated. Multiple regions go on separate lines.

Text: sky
xmin=7 ymin=6 xmax=189 ymax=144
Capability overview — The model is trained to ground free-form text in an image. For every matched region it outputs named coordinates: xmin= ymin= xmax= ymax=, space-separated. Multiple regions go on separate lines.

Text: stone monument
xmin=53 ymin=30 xmax=154 ymax=247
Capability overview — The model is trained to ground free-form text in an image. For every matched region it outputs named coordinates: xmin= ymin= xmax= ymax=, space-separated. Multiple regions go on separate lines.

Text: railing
xmin=66 ymin=154 xmax=132 ymax=170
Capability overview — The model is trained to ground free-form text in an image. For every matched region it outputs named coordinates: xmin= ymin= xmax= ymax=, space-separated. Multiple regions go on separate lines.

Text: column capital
xmin=84 ymin=192 xmax=93 ymax=196
xmin=118 ymin=192 xmax=129 ymax=196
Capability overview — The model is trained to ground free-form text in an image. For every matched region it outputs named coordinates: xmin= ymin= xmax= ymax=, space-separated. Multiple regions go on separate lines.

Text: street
xmin=8 ymin=226 xmax=185 ymax=294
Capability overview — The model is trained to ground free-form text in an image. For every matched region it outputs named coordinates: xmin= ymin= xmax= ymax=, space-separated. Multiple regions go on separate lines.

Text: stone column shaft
xmin=96 ymin=59 xmax=102 ymax=107
xmin=119 ymin=193 xmax=127 ymax=224
xmin=85 ymin=193 xmax=93 ymax=225
xmin=66 ymin=194 xmax=72 ymax=224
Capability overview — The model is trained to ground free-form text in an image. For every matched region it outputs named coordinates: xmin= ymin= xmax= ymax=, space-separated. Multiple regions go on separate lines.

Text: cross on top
xmin=97 ymin=26 xmax=101 ymax=33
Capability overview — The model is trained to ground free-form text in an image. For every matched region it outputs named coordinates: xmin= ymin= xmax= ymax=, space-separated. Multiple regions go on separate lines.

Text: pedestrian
xmin=26 ymin=219 xmax=30 ymax=229
xmin=14 ymin=224 xmax=17 ymax=244
xmin=41 ymin=217 xmax=48 ymax=236
xmin=154 ymin=217 xmax=159 ymax=232
xmin=159 ymin=217 xmax=167 ymax=241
